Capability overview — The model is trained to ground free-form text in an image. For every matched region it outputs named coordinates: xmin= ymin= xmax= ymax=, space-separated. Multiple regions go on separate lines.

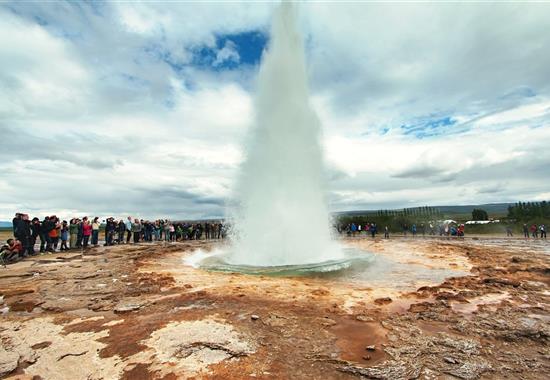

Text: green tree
xmin=472 ymin=208 xmax=489 ymax=220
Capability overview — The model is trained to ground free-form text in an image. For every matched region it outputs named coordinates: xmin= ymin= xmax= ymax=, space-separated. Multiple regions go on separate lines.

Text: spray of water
xmin=227 ymin=3 xmax=343 ymax=266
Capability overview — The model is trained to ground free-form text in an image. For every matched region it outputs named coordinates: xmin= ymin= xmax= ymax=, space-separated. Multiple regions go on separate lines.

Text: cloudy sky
xmin=1 ymin=1 xmax=549 ymax=220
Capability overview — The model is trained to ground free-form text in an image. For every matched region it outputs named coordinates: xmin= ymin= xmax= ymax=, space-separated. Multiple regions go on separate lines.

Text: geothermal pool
xmin=185 ymin=243 xmax=470 ymax=292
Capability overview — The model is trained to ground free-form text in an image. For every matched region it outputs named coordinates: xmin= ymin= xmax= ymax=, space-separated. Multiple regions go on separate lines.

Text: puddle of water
xmin=451 ymin=292 xmax=510 ymax=313
xmin=331 ymin=318 xmax=387 ymax=364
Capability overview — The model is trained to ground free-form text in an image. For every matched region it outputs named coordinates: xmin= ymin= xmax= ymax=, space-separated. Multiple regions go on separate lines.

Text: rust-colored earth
xmin=0 ymin=237 xmax=548 ymax=379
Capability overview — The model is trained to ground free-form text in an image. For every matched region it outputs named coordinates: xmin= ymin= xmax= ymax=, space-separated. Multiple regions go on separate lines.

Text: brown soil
xmin=0 ymin=237 xmax=548 ymax=379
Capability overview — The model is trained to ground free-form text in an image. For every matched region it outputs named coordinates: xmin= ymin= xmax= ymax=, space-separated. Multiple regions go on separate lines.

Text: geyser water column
xmin=228 ymin=3 xmax=343 ymax=267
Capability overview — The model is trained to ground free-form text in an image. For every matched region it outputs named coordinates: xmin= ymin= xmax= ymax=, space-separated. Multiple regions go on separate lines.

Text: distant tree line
xmin=370 ymin=206 xmax=443 ymax=218
xmin=507 ymin=201 xmax=550 ymax=221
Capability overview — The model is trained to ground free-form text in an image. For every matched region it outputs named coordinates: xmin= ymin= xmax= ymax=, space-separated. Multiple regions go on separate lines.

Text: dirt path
xmin=0 ymin=238 xmax=548 ymax=379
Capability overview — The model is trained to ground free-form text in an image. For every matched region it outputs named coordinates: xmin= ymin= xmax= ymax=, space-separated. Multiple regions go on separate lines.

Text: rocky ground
xmin=0 ymin=237 xmax=548 ymax=379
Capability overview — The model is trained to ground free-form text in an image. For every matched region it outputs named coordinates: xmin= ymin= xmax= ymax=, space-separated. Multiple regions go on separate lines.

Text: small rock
xmin=444 ymin=357 xmax=458 ymax=364
xmin=0 ymin=348 xmax=19 ymax=377
xmin=374 ymin=297 xmax=393 ymax=305
xmin=114 ymin=303 xmax=143 ymax=313
xmin=366 ymin=345 xmax=376 ymax=351
xmin=320 ymin=317 xmax=337 ymax=327
xmin=251 ymin=314 xmax=260 ymax=321
xmin=356 ymin=315 xmax=374 ymax=322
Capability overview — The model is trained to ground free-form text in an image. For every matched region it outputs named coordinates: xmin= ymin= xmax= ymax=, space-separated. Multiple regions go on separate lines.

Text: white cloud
xmin=0 ymin=12 xmax=89 ymax=118
xmin=475 ymin=100 xmax=550 ymax=128
xmin=213 ymin=40 xmax=240 ymax=67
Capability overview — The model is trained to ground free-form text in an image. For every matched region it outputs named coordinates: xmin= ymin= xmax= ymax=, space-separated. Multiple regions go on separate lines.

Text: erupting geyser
xmin=227 ymin=3 xmax=343 ymax=267
xmin=188 ymin=3 xmax=350 ymax=271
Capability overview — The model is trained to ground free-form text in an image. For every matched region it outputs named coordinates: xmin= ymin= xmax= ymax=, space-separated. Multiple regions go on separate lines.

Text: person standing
xmin=30 ymin=217 xmax=41 ymax=255
xmin=506 ymin=225 xmax=513 ymax=237
xmin=40 ymin=216 xmax=50 ymax=252
xmin=125 ymin=217 xmax=132 ymax=243
xmin=76 ymin=218 xmax=84 ymax=248
xmin=154 ymin=220 xmax=161 ymax=241
xmin=523 ymin=223 xmax=529 ymax=239
xmin=164 ymin=222 xmax=171 ymax=242
xmin=117 ymin=220 xmax=126 ymax=243
xmin=217 ymin=223 xmax=223 ymax=239
xmin=530 ymin=224 xmax=538 ymax=238
xmin=105 ymin=218 xmax=116 ymax=246
xmin=91 ymin=217 xmax=101 ymax=246
xmin=540 ymin=224 xmax=547 ymax=239
xmin=205 ymin=222 xmax=211 ymax=240
xmin=19 ymin=214 xmax=32 ymax=257
xmin=91 ymin=216 xmax=101 ymax=247
xmin=69 ymin=219 xmax=78 ymax=249
xmin=159 ymin=220 xmax=165 ymax=240
xmin=196 ymin=223 xmax=203 ymax=240
xmin=60 ymin=221 xmax=69 ymax=251
xmin=351 ymin=223 xmax=357 ymax=237
xmin=132 ymin=219 xmax=142 ymax=243
xmin=12 ymin=213 xmax=26 ymax=256
xmin=42 ymin=216 xmax=55 ymax=252
xmin=221 ymin=223 xmax=226 ymax=239
xmin=49 ymin=216 xmax=60 ymax=251
xmin=384 ymin=226 xmax=389 ymax=239
xmin=12 ymin=213 xmax=22 ymax=236
xmin=140 ymin=219 xmax=146 ymax=241
xmin=169 ymin=223 xmax=176 ymax=242
xmin=145 ymin=221 xmax=153 ymax=242
xmin=82 ymin=217 xmax=92 ymax=248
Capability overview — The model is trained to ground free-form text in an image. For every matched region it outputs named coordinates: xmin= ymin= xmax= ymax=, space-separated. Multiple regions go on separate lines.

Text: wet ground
xmin=0 ymin=237 xmax=548 ymax=379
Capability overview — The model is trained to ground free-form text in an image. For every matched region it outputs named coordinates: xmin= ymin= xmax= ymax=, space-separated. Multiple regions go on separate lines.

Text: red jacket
xmin=82 ymin=223 xmax=92 ymax=236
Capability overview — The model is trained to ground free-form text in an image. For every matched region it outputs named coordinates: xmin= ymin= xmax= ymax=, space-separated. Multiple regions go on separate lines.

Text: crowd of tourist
xmin=341 ymin=222 xmax=466 ymax=239
xmin=520 ymin=223 xmax=547 ymax=239
xmin=1 ymin=213 xmax=226 ymax=265
xmin=2 ymin=212 xmax=547 ymax=266
xmin=343 ymin=222 xmax=379 ymax=238
xmin=343 ymin=221 xmax=548 ymax=240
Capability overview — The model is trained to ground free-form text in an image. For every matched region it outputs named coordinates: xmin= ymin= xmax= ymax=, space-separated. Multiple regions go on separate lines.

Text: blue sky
xmin=0 ymin=1 xmax=549 ymax=220
xmin=191 ymin=31 xmax=268 ymax=69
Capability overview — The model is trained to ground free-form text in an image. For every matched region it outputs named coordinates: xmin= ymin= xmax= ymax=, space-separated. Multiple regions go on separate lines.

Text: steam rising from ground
xmin=228 ymin=4 xmax=343 ymax=266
